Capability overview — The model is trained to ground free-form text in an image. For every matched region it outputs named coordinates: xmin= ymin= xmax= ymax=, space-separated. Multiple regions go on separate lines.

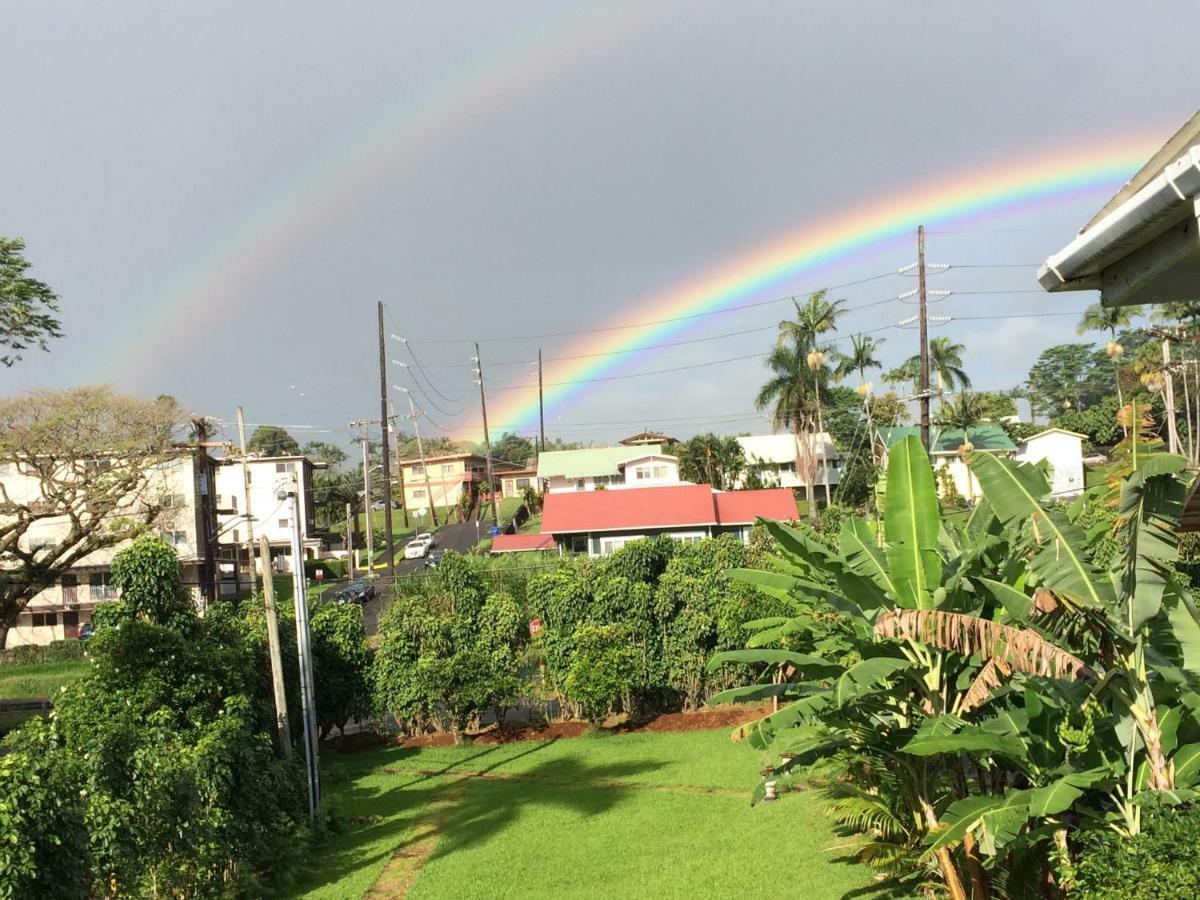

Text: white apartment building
xmin=214 ymin=455 xmax=323 ymax=591
xmin=3 ymin=452 xmax=217 ymax=647
xmin=536 ymin=444 xmax=685 ymax=493
xmin=736 ymin=433 xmax=841 ymax=499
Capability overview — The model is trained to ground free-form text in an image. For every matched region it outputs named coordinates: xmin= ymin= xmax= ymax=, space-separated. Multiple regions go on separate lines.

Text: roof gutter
xmin=1038 ymin=145 xmax=1200 ymax=293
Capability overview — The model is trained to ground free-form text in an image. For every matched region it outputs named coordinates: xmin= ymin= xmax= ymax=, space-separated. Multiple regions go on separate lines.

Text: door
xmin=62 ymin=611 xmax=79 ymax=640
xmin=61 ymin=574 xmax=78 ymax=605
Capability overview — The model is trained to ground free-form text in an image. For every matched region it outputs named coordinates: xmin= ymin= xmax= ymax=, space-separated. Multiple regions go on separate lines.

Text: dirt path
xmin=363 ymin=782 xmax=466 ymax=899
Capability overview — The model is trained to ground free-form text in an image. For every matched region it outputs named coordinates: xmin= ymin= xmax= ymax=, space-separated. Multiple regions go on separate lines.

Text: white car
xmin=416 ymin=532 xmax=435 ymax=548
xmin=403 ymin=537 xmax=430 ymax=560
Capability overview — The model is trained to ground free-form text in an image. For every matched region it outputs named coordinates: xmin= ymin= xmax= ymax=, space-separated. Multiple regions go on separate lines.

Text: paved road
xmin=360 ymin=520 xmax=488 ymax=634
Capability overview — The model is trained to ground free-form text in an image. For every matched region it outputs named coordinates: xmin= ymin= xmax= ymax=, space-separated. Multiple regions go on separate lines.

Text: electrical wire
xmin=404 ymin=271 xmax=901 ymax=345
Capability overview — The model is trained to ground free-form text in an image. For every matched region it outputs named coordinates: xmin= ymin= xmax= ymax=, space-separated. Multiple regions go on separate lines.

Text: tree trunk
xmin=0 ymin=622 xmax=9 ymax=650
xmin=919 ymin=793 xmax=968 ymax=900
xmin=961 ymin=832 xmax=991 ymax=900
xmin=1145 ymin=705 xmax=1175 ymax=790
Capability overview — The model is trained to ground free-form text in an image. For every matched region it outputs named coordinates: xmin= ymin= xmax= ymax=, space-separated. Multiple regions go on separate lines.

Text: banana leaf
xmin=883 ymin=436 xmax=942 ymax=609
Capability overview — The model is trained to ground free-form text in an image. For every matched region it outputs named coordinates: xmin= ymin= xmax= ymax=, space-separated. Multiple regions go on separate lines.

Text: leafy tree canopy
xmin=248 ymin=425 xmax=301 ymax=456
xmin=0 ymin=236 xmax=62 ymax=366
xmin=491 ymin=432 xmax=535 ymax=465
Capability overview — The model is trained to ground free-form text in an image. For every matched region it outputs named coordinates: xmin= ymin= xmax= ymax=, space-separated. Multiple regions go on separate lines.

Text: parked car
xmin=1082 ymin=452 xmax=1109 ymax=466
xmin=416 ymin=531 xmax=435 ymax=548
xmin=403 ymin=537 xmax=430 ymax=560
xmin=424 ymin=549 xmax=445 ymax=568
xmin=330 ymin=580 xmax=375 ymax=604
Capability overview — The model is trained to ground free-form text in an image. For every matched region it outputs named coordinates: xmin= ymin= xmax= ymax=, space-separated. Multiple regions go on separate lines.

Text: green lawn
xmin=0 ymin=659 xmax=89 ymax=700
xmin=288 ymin=727 xmax=879 ymax=900
xmin=497 ymin=496 xmax=522 ymax=524
xmin=518 ymin=513 xmax=542 ymax=534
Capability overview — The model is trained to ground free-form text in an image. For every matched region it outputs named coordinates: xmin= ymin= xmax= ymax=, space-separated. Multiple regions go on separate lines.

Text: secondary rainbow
xmin=481 ymin=134 xmax=1161 ymax=437
xmin=93 ymin=2 xmax=653 ymax=384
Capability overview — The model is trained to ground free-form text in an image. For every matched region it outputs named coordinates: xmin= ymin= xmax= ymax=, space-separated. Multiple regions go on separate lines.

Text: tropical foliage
xmin=711 ymin=433 xmax=1200 ymax=897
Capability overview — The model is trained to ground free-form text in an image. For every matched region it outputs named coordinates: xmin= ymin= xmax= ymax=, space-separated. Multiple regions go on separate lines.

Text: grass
xmin=0 ymin=659 xmax=89 ymax=700
xmin=518 ymin=513 xmax=542 ymax=534
xmin=288 ymin=728 xmax=881 ymax=900
xmin=497 ymin=496 xmax=522 ymax=524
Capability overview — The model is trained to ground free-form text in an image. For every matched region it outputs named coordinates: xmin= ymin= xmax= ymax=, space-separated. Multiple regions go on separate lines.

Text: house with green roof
xmin=879 ymin=424 xmax=1018 ymax=501
xmin=536 ymin=443 xmax=685 ymax=493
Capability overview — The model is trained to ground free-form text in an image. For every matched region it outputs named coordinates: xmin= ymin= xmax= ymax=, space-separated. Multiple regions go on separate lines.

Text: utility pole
xmin=377 ymin=302 xmax=397 ymax=578
xmin=1163 ymin=337 xmax=1181 ymax=455
xmin=352 ymin=421 xmax=374 ymax=574
xmin=345 ymin=502 xmax=354 ymax=580
xmin=401 ymin=390 xmax=440 ymax=528
xmin=474 ymin=342 xmax=501 ymax=524
xmin=538 ymin=348 xmax=546 ymax=455
xmin=191 ymin=418 xmax=219 ymax=610
xmin=236 ymin=407 xmax=256 ymax=599
xmin=258 ymin=535 xmax=291 ymax=759
xmin=917 ymin=225 xmax=931 ymax=453
xmin=283 ymin=479 xmax=319 ymax=819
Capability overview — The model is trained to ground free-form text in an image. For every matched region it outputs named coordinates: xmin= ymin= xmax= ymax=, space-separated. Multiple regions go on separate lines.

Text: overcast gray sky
xmin=3 ymin=1 xmax=1197 ymax=449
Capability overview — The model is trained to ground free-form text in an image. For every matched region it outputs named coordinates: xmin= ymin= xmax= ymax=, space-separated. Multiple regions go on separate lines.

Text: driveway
xmin=360 ymin=520 xmax=490 ymax=634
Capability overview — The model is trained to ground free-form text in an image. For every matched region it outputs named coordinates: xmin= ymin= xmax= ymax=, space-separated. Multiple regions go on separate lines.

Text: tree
xmin=1026 ymin=343 xmax=1115 ymax=421
xmin=975 ymin=390 xmax=1017 ymax=421
xmin=759 ymin=291 xmax=843 ymax=519
xmin=0 ymin=237 xmax=62 ymax=367
xmin=935 ymin=391 xmax=985 ymax=433
xmin=248 ymin=425 xmax=301 ymax=457
xmin=491 ymin=432 xmax=535 ymax=465
xmin=675 ymin=433 xmax=745 ymax=490
xmin=301 ymin=441 xmax=347 ymax=467
xmin=1078 ymin=302 xmax=1142 ymax=424
xmin=0 ymin=387 xmax=187 ymax=648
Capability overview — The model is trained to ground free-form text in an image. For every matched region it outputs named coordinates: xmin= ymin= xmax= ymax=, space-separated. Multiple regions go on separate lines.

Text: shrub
xmin=1072 ymin=804 xmax=1200 ymax=898
xmin=41 ymin=640 xmax=86 ymax=663
xmin=563 ymin=623 xmax=639 ymax=725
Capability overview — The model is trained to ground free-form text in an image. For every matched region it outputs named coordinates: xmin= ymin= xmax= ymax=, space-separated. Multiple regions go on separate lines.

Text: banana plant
xmin=710 ymin=435 xmax=1200 ymax=897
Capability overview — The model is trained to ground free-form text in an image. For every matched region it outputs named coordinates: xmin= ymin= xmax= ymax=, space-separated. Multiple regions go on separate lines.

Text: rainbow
xmin=482 ymin=134 xmax=1162 ymax=437
xmin=94 ymin=2 xmax=655 ymax=384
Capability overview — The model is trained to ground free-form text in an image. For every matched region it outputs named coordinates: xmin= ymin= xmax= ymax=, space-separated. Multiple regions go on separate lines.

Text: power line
xmin=404 ymin=271 xmax=901 ymax=345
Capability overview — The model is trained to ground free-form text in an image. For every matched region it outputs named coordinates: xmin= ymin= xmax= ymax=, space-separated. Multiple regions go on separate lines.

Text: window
xmin=231 ymin=529 xmax=240 ymax=544
xmin=159 ymin=492 xmax=186 ymax=509
xmin=278 ymin=518 xmax=291 ymax=529
xmin=90 ymin=571 xmax=118 ymax=600
xmin=275 ymin=461 xmax=296 ymax=473
xmin=229 ymin=494 xmax=237 ymax=511
xmin=411 ymin=489 xmax=427 ymax=499
xmin=411 ymin=465 xmax=425 ymax=477
xmin=575 ymin=479 xmax=586 ymax=491
xmin=670 ymin=533 xmax=704 ymax=545
xmin=31 ymin=612 xmax=58 ymax=628
xmin=653 ymin=465 xmax=668 ymax=479
xmin=441 ymin=464 xmax=455 ymax=475
xmin=164 ymin=530 xmax=187 ymax=547
xmin=515 ymin=478 xmax=531 ymax=490
xmin=571 ymin=536 xmax=590 ymax=554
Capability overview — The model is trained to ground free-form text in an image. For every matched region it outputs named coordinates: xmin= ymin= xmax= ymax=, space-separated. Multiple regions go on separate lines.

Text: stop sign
xmin=528 ymin=618 xmax=542 ymax=637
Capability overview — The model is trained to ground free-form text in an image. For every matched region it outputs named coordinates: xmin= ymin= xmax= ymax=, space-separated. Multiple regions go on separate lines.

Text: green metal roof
xmin=536 ymin=444 xmax=665 ymax=480
xmin=880 ymin=425 xmax=1016 ymax=454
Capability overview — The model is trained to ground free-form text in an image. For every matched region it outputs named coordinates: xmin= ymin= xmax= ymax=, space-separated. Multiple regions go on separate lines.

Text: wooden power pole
xmin=258 ymin=534 xmax=291 ymax=758
xmin=473 ymin=342 xmax=501 ymax=524
xmin=376 ymin=302 xmax=396 ymax=579
xmin=917 ymin=225 xmax=931 ymax=453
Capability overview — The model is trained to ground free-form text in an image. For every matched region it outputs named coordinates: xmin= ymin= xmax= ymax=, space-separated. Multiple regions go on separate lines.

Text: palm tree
xmin=764 ymin=290 xmax=843 ymax=514
xmin=757 ymin=342 xmax=820 ymax=520
xmin=937 ymin=391 xmax=985 ymax=434
xmin=776 ymin=289 xmax=845 ymax=349
xmin=834 ymin=333 xmax=886 ymax=437
xmin=1079 ymin=302 xmax=1141 ymax=433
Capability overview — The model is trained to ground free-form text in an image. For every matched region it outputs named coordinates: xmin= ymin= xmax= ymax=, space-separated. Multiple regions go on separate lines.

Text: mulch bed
xmin=330 ymin=704 xmax=772 ymax=753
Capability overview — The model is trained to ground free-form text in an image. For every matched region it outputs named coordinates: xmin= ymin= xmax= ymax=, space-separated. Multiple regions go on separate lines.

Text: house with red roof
xmin=535 ymin=484 xmax=798 ymax=556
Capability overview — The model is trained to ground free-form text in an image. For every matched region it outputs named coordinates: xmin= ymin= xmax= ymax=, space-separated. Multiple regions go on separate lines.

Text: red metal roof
xmin=713 ymin=488 xmax=798 ymax=524
xmin=541 ymin=485 xmax=796 ymax=534
xmin=490 ymin=533 xmax=557 ymax=553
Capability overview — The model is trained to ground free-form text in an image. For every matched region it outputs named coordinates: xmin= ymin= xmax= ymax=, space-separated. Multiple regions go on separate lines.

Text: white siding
xmin=1016 ymin=431 xmax=1085 ymax=499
